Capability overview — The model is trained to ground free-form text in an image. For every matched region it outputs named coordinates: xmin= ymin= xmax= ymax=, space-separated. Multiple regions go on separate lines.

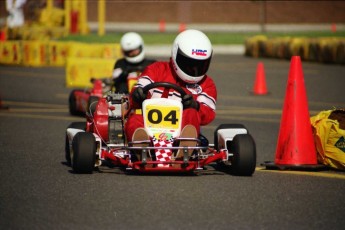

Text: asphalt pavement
xmin=1 ymin=55 xmax=345 ymax=229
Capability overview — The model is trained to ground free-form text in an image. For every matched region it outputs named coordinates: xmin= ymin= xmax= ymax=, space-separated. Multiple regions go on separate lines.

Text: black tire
xmin=65 ymin=122 xmax=86 ymax=164
xmin=87 ymin=96 xmax=100 ymax=115
xmin=229 ymin=134 xmax=256 ymax=176
xmin=69 ymin=90 xmax=81 ymax=116
xmin=71 ymin=132 xmax=96 ymax=174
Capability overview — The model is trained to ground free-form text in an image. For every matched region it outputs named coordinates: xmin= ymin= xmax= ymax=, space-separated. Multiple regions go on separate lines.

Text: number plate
xmin=143 ymin=98 xmax=183 ymax=139
xmin=144 ymin=104 xmax=181 ymax=129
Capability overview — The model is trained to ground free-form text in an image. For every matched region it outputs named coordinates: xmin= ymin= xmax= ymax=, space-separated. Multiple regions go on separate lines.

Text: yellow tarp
xmin=311 ymin=110 xmax=345 ymax=170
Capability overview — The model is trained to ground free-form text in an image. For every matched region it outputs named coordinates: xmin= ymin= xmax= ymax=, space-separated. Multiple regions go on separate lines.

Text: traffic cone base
xmin=262 ymin=56 xmax=326 ymax=171
xmin=261 ymin=161 xmax=326 ymax=171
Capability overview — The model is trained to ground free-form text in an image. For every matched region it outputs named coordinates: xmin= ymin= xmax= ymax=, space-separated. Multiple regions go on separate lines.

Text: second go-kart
xmin=68 ymin=76 xmax=138 ymax=116
xmin=68 ymin=79 xmax=106 ymax=116
xmin=65 ymin=82 xmax=256 ymax=176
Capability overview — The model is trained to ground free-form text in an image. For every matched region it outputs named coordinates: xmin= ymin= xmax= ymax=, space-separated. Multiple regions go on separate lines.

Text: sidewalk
xmin=145 ymin=45 xmax=245 ymax=57
xmin=88 ymin=22 xmax=345 ymax=33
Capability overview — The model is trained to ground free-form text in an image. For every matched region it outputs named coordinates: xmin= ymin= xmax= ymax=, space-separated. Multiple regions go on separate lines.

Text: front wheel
xmin=71 ymin=132 xmax=96 ymax=174
xmin=229 ymin=134 xmax=256 ymax=176
xmin=65 ymin=122 xmax=86 ymax=165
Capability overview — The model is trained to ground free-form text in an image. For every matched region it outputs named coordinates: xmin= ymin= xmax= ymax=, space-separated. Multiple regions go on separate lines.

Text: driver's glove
xmin=182 ymin=94 xmax=200 ymax=110
xmin=132 ymin=87 xmax=147 ymax=104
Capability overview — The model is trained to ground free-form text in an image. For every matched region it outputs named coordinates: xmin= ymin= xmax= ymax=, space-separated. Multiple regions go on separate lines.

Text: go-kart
xmin=68 ymin=76 xmax=138 ymax=116
xmin=68 ymin=79 xmax=104 ymax=116
xmin=65 ymin=82 xmax=256 ymax=176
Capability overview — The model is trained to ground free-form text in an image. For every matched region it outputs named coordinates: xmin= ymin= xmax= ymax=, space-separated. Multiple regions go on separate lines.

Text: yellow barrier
xmin=245 ymin=36 xmax=345 ymax=64
xmin=68 ymin=42 xmax=122 ymax=59
xmin=102 ymin=43 xmax=122 ymax=59
xmin=0 ymin=41 xmax=122 ymax=67
xmin=0 ymin=41 xmax=22 ymax=65
xmin=66 ymin=57 xmax=115 ymax=88
xmin=244 ymin=35 xmax=267 ymax=58
xmin=48 ymin=41 xmax=70 ymax=66
xmin=22 ymin=41 xmax=49 ymax=66
xmin=68 ymin=42 xmax=104 ymax=58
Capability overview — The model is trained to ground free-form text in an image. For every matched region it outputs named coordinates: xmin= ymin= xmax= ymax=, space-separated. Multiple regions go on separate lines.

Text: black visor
xmin=176 ymin=47 xmax=212 ymax=77
xmin=123 ymin=45 xmax=143 ymax=57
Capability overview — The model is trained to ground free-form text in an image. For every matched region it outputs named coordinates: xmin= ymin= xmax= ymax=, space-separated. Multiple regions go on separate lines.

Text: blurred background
xmin=1 ymin=0 xmax=345 ymax=36
xmin=0 ymin=0 xmax=344 ymax=70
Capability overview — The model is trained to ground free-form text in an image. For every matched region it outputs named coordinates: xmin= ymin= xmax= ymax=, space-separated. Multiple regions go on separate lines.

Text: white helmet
xmin=171 ymin=29 xmax=212 ymax=84
xmin=120 ymin=32 xmax=145 ymax=63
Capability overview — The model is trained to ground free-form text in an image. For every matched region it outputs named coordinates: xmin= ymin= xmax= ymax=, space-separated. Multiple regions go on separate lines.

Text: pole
xmin=47 ymin=0 xmax=53 ymax=11
xmin=98 ymin=0 xmax=105 ymax=36
xmin=80 ymin=0 xmax=88 ymax=35
xmin=64 ymin=0 xmax=71 ymax=34
xmin=260 ymin=0 xmax=267 ymax=33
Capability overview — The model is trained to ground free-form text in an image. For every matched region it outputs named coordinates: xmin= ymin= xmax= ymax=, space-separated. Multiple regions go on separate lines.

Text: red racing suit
xmin=125 ymin=60 xmax=217 ymax=141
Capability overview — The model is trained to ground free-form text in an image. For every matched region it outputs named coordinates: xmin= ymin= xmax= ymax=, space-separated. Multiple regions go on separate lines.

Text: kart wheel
xmin=87 ymin=96 xmax=99 ymax=115
xmin=69 ymin=90 xmax=80 ymax=116
xmin=229 ymin=134 xmax=256 ymax=176
xmin=214 ymin=124 xmax=246 ymax=151
xmin=72 ymin=132 xmax=96 ymax=174
xmin=65 ymin=122 xmax=86 ymax=165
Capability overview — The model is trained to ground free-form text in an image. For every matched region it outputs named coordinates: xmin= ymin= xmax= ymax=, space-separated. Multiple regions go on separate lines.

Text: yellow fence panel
xmin=68 ymin=42 xmax=105 ymax=58
xmin=22 ymin=41 xmax=49 ymax=67
xmin=66 ymin=57 xmax=115 ymax=88
xmin=0 ymin=41 xmax=122 ymax=66
xmin=0 ymin=41 xmax=22 ymax=65
xmin=48 ymin=41 xmax=70 ymax=66
xmin=102 ymin=43 xmax=122 ymax=59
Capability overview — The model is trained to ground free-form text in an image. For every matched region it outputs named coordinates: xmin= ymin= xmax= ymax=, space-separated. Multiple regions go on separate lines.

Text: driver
xmin=111 ymin=32 xmax=156 ymax=93
xmin=125 ymin=29 xmax=217 ymax=157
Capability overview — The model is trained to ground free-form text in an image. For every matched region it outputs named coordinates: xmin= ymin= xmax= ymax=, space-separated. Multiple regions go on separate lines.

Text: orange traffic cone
xmin=252 ymin=62 xmax=268 ymax=95
xmin=179 ymin=23 xmax=186 ymax=32
xmin=159 ymin=19 xmax=166 ymax=33
xmin=262 ymin=56 xmax=325 ymax=170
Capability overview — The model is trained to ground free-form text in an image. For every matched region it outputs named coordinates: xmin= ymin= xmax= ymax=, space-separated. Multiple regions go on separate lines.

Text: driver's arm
xmin=196 ymin=78 xmax=217 ymax=126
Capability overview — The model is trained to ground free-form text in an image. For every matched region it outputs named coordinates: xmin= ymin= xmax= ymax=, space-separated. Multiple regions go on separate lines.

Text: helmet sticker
xmin=186 ymin=84 xmax=202 ymax=94
xmin=192 ymin=49 xmax=207 ymax=56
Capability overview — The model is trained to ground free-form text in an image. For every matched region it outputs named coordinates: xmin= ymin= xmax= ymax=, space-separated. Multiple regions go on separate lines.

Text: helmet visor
xmin=176 ymin=47 xmax=211 ymax=77
xmin=123 ymin=45 xmax=143 ymax=58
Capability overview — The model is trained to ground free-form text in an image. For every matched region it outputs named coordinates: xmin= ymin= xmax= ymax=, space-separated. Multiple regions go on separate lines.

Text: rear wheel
xmin=229 ymin=134 xmax=256 ymax=176
xmin=72 ymin=132 xmax=96 ymax=174
xmin=65 ymin=122 xmax=86 ymax=165
xmin=69 ymin=90 xmax=81 ymax=115
xmin=87 ymin=96 xmax=100 ymax=115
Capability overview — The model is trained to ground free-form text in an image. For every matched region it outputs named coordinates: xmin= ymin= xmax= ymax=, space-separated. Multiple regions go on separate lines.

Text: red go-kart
xmin=68 ymin=79 xmax=105 ymax=116
xmin=65 ymin=82 xmax=256 ymax=175
xmin=68 ymin=77 xmax=138 ymax=116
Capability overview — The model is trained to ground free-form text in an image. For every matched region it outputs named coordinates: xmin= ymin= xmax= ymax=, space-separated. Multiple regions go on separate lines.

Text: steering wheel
xmin=142 ymin=82 xmax=187 ymax=98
